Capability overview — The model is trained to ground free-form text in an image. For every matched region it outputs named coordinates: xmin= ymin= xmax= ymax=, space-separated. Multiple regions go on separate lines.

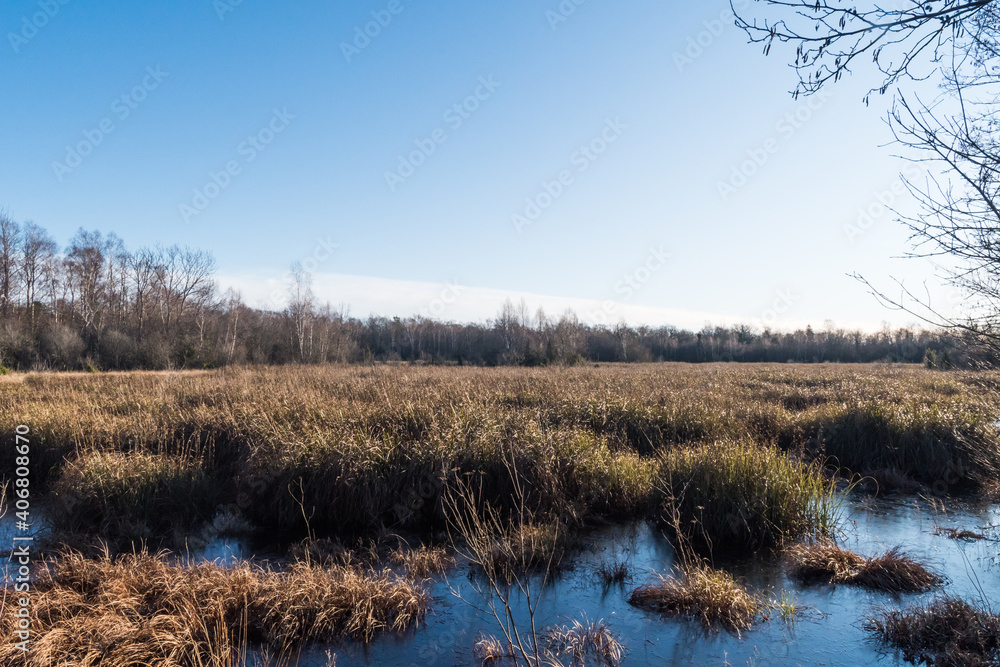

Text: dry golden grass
xmin=6 ymin=363 xmax=989 ymax=555
xmin=628 ymin=563 xmax=766 ymax=633
xmin=1 ymin=364 xmax=996 ymax=661
xmin=473 ymin=634 xmax=515 ymax=665
xmin=657 ymin=439 xmax=840 ymax=553
xmin=787 ymin=540 xmax=941 ymax=592
xmin=544 ymin=618 xmax=625 ymax=666
xmin=3 ymin=364 xmax=997 ymax=543
xmin=866 ymin=596 xmax=1000 ymax=666
xmin=0 ymin=550 xmax=427 ymax=666
xmin=390 ymin=544 xmax=454 ymax=579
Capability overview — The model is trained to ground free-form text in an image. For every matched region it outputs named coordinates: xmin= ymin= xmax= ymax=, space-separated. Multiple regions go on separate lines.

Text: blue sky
xmin=0 ymin=0 xmax=958 ymax=331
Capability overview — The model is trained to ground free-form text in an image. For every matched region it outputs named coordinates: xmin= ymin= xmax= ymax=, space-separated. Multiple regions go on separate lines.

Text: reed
xmin=787 ymin=540 xmax=941 ymax=592
xmin=657 ymin=440 xmax=841 ymax=553
xmin=628 ymin=563 xmax=766 ymax=633
xmin=0 ymin=550 xmax=428 ymax=666
xmin=866 ymin=596 xmax=1000 ymax=666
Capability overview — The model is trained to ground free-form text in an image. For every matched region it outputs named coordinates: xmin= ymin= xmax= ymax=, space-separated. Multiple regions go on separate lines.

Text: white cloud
xmin=216 ymin=270 xmax=916 ymax=332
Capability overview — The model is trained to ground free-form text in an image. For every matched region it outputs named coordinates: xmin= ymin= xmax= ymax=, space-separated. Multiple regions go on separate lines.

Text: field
xmin=2 ymin=363 xmax=1000 ymax=665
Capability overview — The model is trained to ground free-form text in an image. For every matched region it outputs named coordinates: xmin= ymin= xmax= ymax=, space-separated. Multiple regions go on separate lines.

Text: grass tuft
xmin=390 ymin=543 xmax=454 ymax=579
xmin=0 ymin=550 xmax=428 ymax=666
xmin=787 ymin=540 xmax=941 ymax=592
xmin=596 ymin=557 xmax=633 ymax=586
xmin=473 ymin=635 xmax=516 ymax=665
xmin=544 ymin=618 xmax=625 ymax=666
xmin=866 ymin=596 xmax=1000 ymax=666
xmin=49 ymin=450 xmax=218 ymax=550
xmin=657 ymin=440 xmax=840 ymax=553
xmin=628 ymin=562 xmax=765 ymax=633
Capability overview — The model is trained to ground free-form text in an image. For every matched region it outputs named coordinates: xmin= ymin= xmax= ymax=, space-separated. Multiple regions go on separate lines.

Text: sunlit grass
xmin=657 ymin=440 xmax=842 ymax=552
xmin=0 ymin=363 xmax=996 ymax=553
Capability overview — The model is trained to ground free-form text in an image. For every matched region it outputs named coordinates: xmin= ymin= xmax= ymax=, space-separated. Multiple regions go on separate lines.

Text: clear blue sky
xmin=0 ymin=0 xmax=956 ymax=331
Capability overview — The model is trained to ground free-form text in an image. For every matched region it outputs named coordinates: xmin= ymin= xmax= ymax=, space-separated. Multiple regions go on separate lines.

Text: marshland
xmin=2 ymin=362 xmax=1000 ymax=665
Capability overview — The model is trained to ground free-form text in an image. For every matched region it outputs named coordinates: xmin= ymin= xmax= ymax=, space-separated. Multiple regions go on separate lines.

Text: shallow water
xmin=302 ymin=496 xmax=1000 ymax=667
xmin=3 ymin=497 xmax=998 ymax=665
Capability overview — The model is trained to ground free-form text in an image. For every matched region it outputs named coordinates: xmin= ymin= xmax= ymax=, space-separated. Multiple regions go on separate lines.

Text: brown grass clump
xmin=544 ymin=618 xmax=625 ymax=666
xmin=657 ymin=440 xmax=841 ymax=554
xmin=628 ymin=563 xmax=765 ymax=633
xmin=934 ymin=526 xmax=987 ymax=542
xmin=786 ymin=539 xmax=865 ymax=584
xmin=596 ymin=557 xmax=633 ymax=586
xmin=390 ymin=544 xmax=454 ymax=579
xmin=49 ymin=450 xmax=219 ymax=550
xmin=787 ymin=540 xmax=941 ymax=592
xmin=866 ymin=596 xmax=1000 ymax=666
xmin=0 ymin=550 xmax=428 ymax=666
xmin=473 ymin=634 xmax=516 ymax=665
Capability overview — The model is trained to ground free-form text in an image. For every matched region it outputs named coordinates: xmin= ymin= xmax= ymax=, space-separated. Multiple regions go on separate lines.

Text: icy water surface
xmin=3 ymin=497 xmax=998 ymax=665
xmin=297 ymin=496 xmax=1000 ymax=667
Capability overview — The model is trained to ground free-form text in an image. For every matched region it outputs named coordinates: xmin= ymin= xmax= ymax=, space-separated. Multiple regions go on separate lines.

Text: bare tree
xmin=21 ymin=222 xmax=57 ymax=331
xmin=65 ymin=229 xmax=107 ymax=333
xmin=735 ymin=1 xmax=995 ymax=100
xmin=0 ymin=212 xmax=20 ymax=319
xmin=736 ymin=0 xmax=1000 ymax=349
xmin=153 ymin=245 xmax=217 ymax=333
xmin=223 ymin=287 xmax=244 ymax=363
xmin=127 ymin=247 xmax=156 ymax=342
xmin=288 ymin=262 xmax=314 ymax=361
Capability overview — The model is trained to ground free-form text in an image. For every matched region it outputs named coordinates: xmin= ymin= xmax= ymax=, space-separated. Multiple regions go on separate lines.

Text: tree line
xmin=0 ymin=212 xmax=976 ymax=371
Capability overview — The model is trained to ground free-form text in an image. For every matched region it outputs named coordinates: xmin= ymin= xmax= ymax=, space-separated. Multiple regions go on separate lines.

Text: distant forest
xmin=0 ymin=214 xmax=978 ymax=371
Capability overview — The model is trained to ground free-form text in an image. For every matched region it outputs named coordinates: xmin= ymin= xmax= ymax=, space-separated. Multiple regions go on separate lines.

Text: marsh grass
xmin=0 ymin=550 xmax=427 ymax=666
xmin=3 ymin=364 xmax=999 ymax=660
xmin=473 ymin=635 xmax=516 ymax=665
xmin=657 ymin=440 xmax=841 ymax=553
xmin=49 ymin=450 xmax=219 ymax=550
xmin=4 ymin=363 xmax=999 ymax=553
xmin=543 ymin=618 xmax=625 ymax=666
xmin=865 ymin=596 xmax=1000 ymax=666
xmin=390 ymin=543 xmax=454 ymax=579
xmin=596 ymin=557 xmax=633 ymax=586
xmin=628 ymin=563 xmax=766 ymax=633
xmin=934 ymin=526 xmax=988 ymax=542
xmin=787 ymin=540 xmax=941 ymax=592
